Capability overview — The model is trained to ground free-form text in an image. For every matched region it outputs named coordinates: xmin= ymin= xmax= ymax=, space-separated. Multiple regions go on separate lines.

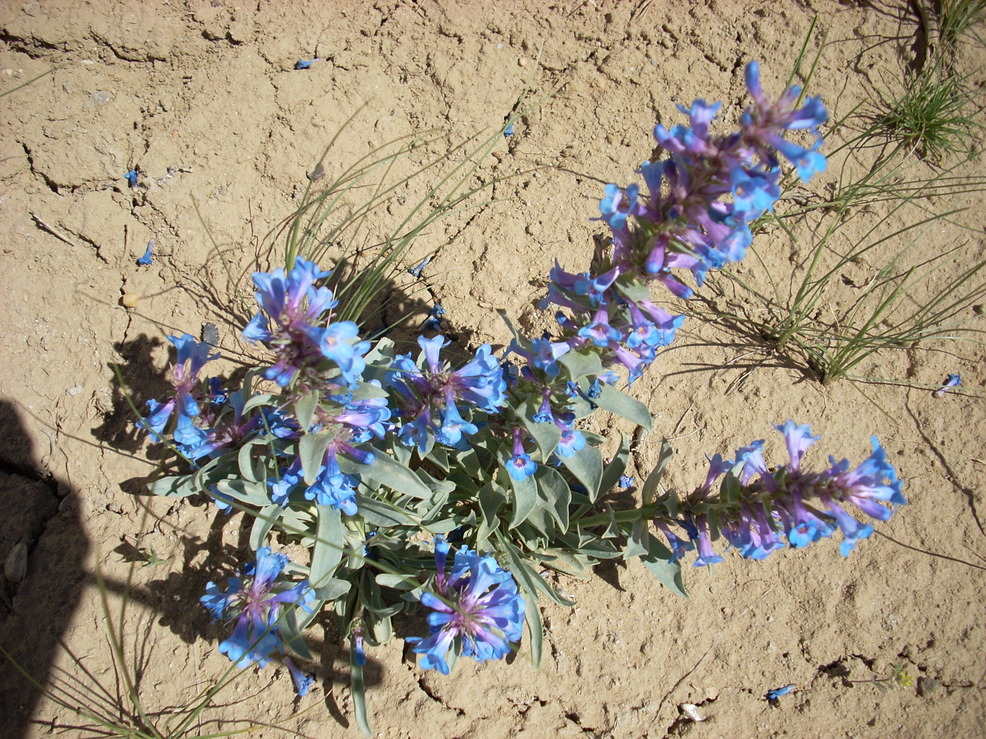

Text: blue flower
xmin=137 ymin=334 xmax=219 ymax=438
xmin=505 ymin=429 xmax=537 ymax=481
xmin=766 ymin=684 xmax=796 ymax=701
xmin=407 ymin=537 xmax=526 ymax=674
xmin=200 ymin=547 xmax=314 ymax=695
xmin=507 ymin=452 xmax=537 ymax=481
xmin=244 ymin=258 xmax=369 ymax=387
xmin=434 ymin=401 xmax=478 ymax=447
xmin=599 ymin=183 xmax=642 ymax=231
xmin=933 ymin=373 xmax=961 ymax=398
xmin=304 ymin=447 xmax=361 ymax=515
xmin=137 ymin=240 xmax=154 ymax=266
xmin=294 ymin=58 xmax=319 ymax=70
xmin=124 ymin=169 xmax=138 ymax=188
xmin=284 ymin=657 xmax=314 ymax=696
xmin=408 ymin=255 xmax=433 ymax=278
xmin=556 ymin=429 xmax=586 ymax=459
xmin=387 ymin=336 xmax=505 ymax=448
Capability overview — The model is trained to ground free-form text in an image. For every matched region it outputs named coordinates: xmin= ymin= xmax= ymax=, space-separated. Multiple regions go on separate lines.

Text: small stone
xmin=679 ymin=703 xmax=706 ymax=722
xmin=86 ymin=90 xmax=112 ymax=109
xmin=4 ymin=542 xmax=28 ymax=583
xmin=518 ymin=57 xmax=527 ymax=67
xmin=66 ymin=384 xmax=83 ymax=396
xmin=201 ymin=322 xmax=220 ymax=346
xmin=121 ymin=293 xmax=140 ymax=308
xmin=917 ymin=677 xmax=939 ymax=697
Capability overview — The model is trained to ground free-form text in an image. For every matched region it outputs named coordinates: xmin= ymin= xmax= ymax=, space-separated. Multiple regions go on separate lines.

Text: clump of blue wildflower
xmin=200 ymin=547 xmax=315 ymax=695
xmin=131 ymin=59 xmax=916 ymax=735
xmin=407 ymin=536 xmax=526 ymax=674
xmin=654 ymin=422 xmax=906 ymax=565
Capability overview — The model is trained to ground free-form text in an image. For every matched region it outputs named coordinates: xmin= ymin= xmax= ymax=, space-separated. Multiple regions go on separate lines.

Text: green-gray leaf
xmin=352 ymin=451 xmax=433 ymax=499
xmin=599 ymin=433 xmax=631 ymax=494
xmin=641 ymin=439 xmax=673 ymax=505
xmin=310 ymin=504 xmax=345 ymax=589
xmin=535 ymin=466 xmax=571 ymax=532
xmin=593 ymin=383 xmax=652 ymax=430
xmin=561 ymin=444 xmax=603 ymax=502
xmin=558 ymin=349 xmax=604 ymax=381
xmin=354 ymin=493 xmax=418 ymax=527
xmin=508 ymin=468 xmax=538 ymax=529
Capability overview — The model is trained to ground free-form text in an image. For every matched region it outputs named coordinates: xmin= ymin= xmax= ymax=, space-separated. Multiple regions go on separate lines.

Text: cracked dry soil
xmin=1 ymin=1 xmax=985 ymax=737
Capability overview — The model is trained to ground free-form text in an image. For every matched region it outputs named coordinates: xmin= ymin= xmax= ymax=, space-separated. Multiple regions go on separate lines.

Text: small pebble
xmin=201 ymin=322 xmax=220 ymax=346
xmin=121 ymin=293 xmax=140 ymax=308
xmin=66 ymin=385 xmax=83 ymax=396
xmin=86 ymin=90 xmax=112 ymax=109
xmin=679 ymin=703 xmax=706 ymax=722
xmin=4 ymin=542 xmax=27 ymax=583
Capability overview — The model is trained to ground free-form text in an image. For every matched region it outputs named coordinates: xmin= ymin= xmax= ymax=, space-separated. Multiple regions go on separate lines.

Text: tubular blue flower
xmin=578 ymin=307 xmax=623 ymax=348
xmin=268 ymin=458 xmax=304 ymax=507
xmin=284 ymin=657 xmax=314 ymax=696
xmin=744 ymin=61 xmax=827 ymax=133
xmin=599 ymin=183 xmax=643 ymax=231
xmin=691 ymin=517 xmax=724 ymax=568
xmin=505 ymin=428 xmax=537 ymax=481
xmin=434 ymin=400 xmax=478 ymax=447
xmin=776 ymin=421 xmax=821 ymax=471
xmin=932 ymin=373 xmax=961 ymax=398
xmin=556 ymin=428 xmax=586 ymax=458
xmin=304 ymin=444 xmax=365 ymax=515
xmin=200 ymin=547 xmax=314 ymax=695
xmin=407 ymin=537 xmax=526 ymax=674
xmin=387 ymin=335 xmax=506 ymax=449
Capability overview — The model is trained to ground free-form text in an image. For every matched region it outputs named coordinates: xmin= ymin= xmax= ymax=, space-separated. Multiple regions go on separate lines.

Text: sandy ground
xmin=1 ymin=1 xmax=984 ymax=737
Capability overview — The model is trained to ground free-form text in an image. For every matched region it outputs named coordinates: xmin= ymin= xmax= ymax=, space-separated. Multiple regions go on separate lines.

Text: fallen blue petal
xmin=618 ymin=474 xmax=635 ymax=488
xmin=766 ymin=684 xmax=796 ymax=700
xmin=137 ymin=240 xmax=154 ymax=266
xmin=932 ymin=373 xmax=961 ymax=398
xmin=408 ymin=255 xmax=433 ymax=278
xmin=125 ymin=169 xmax=139 ymax=188
xmin=503 ymin=122 xmax=514 ymax=137
xmin=294 ymin=58 xmax=319 ymax=70
xmin=431 ymin=303 xmax=446 ymax=318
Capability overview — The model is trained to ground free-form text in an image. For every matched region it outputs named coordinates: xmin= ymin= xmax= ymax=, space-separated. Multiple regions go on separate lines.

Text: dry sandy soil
xmin=1 ymin=1 xmax=984 ymax=737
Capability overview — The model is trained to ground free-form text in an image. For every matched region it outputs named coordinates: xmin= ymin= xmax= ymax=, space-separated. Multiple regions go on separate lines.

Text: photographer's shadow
xmin=0 ymin=400 xmax=89 ymax=739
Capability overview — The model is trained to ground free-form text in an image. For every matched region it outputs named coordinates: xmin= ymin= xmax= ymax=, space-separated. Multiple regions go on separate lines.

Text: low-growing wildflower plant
xmin=136 ymin=63 xmax=905 ymax=728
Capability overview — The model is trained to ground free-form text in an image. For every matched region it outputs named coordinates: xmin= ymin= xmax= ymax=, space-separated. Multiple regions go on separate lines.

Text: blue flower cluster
xmin=542 ymin=62 xmax=827 ymax=384
xmin=655 ymin=422 xmax=906 ymax=565
xmin=200 ymin=547 xmax=316 ymax=696
xmin=493 ymin=62 xmax=829 ymax=487
xmin=387 ymin=335 xmax=507 ymax=451
xmin=244 ymin=257 xmax=369 ymax=388
xmin=407 ymin=536 xmax=526 ymax=674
